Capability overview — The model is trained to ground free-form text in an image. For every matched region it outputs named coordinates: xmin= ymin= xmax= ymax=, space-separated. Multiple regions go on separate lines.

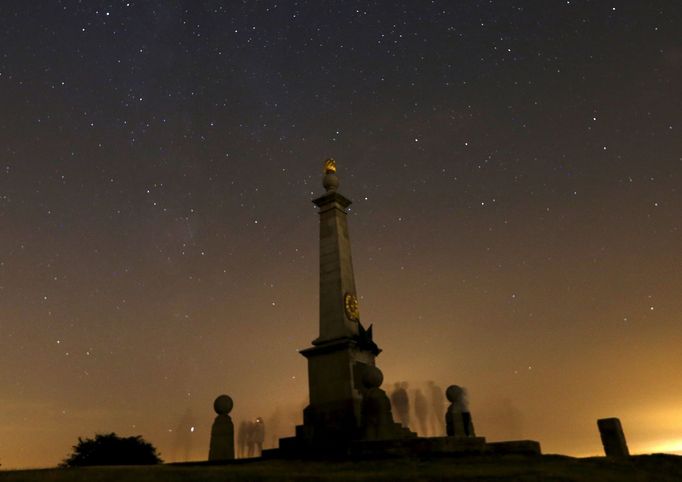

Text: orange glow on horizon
xmin=641 ymin=439 xmax=682 ymax=456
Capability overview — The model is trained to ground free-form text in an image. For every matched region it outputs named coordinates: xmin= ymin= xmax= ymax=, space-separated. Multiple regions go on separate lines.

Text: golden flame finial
xmin=324 ymin=158 xmax=337 ymax=174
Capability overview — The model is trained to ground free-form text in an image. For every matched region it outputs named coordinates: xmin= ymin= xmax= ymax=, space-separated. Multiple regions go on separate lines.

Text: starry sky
xmin=1 ymin=0 xmax=681 ymax=469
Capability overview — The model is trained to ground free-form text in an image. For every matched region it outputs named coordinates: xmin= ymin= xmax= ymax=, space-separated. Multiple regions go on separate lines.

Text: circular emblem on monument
xmin=344 ymin=292 xmax=360 ymax=321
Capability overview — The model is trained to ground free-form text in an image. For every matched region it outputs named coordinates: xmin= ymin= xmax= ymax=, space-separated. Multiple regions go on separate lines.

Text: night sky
xmin=1 ymin=0 xmax=681 ymax=469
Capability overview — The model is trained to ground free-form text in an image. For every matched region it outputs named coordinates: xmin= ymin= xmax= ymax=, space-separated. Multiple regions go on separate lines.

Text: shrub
xmin=60 ymin=432 xmax=162 ymax=467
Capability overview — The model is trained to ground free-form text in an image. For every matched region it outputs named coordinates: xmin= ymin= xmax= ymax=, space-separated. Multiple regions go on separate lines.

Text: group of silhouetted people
xmin=237 ymin=417 xmax=265 ymax=458
xmin=389 ymin=381 xmax=447 ymax=436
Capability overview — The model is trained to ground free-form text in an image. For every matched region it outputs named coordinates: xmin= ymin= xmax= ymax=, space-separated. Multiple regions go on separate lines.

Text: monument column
xmin=312 ymin=159 xmax=360 ymax=344
xmin=295 ymin=160 xmax=381 ymax=448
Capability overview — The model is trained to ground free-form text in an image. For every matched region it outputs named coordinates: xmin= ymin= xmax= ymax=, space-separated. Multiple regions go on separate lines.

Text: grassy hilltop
xmin=2 ymin=454 xmax=682 ymax=482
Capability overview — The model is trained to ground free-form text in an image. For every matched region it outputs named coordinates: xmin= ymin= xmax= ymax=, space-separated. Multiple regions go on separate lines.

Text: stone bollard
xmin=361 ymin=365 xmax=395 ymax=440
xmin=208 ymin=394 xmax=235 ymax=461
xmin=597 ymin=417 xmax=629 ymax=457
xmin=445 ymin=385 xmax=475 ymax=437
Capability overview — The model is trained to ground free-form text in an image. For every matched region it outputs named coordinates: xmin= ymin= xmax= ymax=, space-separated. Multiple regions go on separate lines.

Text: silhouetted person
xmin=361 ymin=366 xmax=395 ymax=440
xmin=390 ymin=381 xmax=410 ymax=429
xmin=237 ymin=421 xmax=248 ymax=458
xmin=245 ymin=421 xmax=256 ymax=457
xmin=253 ymin=417 xmax=265 ymax=456
xmin=427 ymin=380 xmax=445 ymax=436
xmin=413 ymin=388 xmax=429 ymax=436
xmin=445 ymin=385 xmax=475 ymax=438
xmin=266 ymin=407 xmax=283 ymax=449
xmin=208 ymin=395 xmax=235 ymax=461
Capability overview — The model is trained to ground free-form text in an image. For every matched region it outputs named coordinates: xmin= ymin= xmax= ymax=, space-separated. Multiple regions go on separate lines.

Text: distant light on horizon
xmin=643 ymin=439 xmax=682 ymax=456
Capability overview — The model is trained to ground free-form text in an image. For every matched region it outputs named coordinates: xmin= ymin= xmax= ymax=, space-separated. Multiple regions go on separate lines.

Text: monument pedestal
xmin=297 ymin=338 xmax=372 ymax=446
xmin=286 ymin=337 xmax=414 ymax=451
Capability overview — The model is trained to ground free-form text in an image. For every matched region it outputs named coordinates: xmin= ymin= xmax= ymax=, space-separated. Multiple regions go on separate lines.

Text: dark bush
xmin=60 ymin=432 xmax=162 ymax=467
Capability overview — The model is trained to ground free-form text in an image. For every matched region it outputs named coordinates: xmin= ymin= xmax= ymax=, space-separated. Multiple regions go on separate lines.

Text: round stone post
xmin=445 ymin=385 xmax=476 ymax=438
xmin=208 ymin=395 xmax=235 ymax=461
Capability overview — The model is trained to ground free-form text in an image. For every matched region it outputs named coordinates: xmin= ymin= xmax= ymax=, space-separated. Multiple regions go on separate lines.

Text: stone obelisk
xmin=294 ymin=159 xmax=381 ymax=449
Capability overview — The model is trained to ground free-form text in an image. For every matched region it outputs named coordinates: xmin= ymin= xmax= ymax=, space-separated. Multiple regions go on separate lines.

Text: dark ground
xmin=2 ymin=454 xmax=682 ymax=482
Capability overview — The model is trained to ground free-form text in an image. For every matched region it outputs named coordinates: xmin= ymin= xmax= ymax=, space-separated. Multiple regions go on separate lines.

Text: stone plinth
xmin=298 ymin=339 xmax=372 ymax=445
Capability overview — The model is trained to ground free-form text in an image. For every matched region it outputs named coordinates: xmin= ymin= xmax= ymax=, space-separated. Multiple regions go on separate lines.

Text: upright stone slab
xmin=208 ymin=395 xmax=235 ymax=461
xmin=597 ymin=417 xmax=629 ymax=457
